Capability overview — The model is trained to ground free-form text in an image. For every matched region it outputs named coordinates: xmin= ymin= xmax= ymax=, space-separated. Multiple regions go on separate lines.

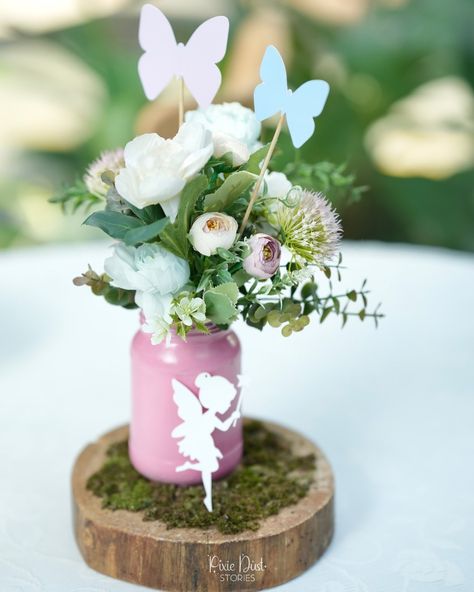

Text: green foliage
xmin=284 ymin=161 xmax=367 ymax=205
xmin=159 ymin=175 xmax=208 ymax=258
xmin=122 ymin=217 xmax=169 ymax=246
xmin=240 ymin=144 xmax=270 ymax=174
xmin=203 ymin=171 xmax=257 ymax=212
xmin=204 ymin=282 xmax=239 ymax=325
xmin=73 ymin=266 xmax=136 ymax=309
xmin=49 ymin=180 xmax=101 ymax=213
xmin=87 ymin=421 xmax=315 ymax=534
xmin=83 ymin=210 xmax=143 ymax=239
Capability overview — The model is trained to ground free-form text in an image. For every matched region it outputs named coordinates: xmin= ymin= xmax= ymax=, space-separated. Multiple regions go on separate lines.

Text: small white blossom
xmin=171 ymin=295 xmax=207 ymax=327
xmin=143 ymin=314 xmax=172 ymax=345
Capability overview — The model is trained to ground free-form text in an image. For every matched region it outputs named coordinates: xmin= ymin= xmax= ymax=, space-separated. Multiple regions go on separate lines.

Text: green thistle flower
xmin=276 ymin=188 xmax=342 ymax=266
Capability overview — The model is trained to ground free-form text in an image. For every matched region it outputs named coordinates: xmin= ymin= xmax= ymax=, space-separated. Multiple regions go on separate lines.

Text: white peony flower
xmin=185 ymin=102 xmax=261 ymax=166
xmin=104 ymin=242 xmax=190 ymax=328
xmin=114 ymin=122 xmax=213 ymax=222
xmin=189 ymin=212 xmax=238 ymax=256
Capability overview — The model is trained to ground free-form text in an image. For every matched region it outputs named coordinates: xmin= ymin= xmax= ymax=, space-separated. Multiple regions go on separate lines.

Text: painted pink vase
xmin=129 ymin=320 xmax=243 ymax=485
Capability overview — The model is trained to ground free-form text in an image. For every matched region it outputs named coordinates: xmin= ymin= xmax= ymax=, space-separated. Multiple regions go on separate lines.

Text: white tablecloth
xmin=1 ymin=241 xmax=473 ymax=592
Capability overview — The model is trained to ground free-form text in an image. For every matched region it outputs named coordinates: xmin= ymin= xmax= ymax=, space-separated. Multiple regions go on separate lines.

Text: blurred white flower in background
xmin=365 ymin=77 xmax=474 ymax=179
xmin=0 ymin=40 xmax=106 ymax=153
xmin=0 ymin=0 xmax=128 ymax=35
xmin=284 ymin=0 xmax=369 ymax=25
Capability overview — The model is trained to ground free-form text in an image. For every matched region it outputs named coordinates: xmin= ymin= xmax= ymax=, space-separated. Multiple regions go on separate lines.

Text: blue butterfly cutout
xmin=254 ymin=45 xmax=330 ymax=148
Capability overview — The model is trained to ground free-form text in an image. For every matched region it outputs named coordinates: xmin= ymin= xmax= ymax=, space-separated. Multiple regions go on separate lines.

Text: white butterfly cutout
xmin=138 ymin=4 xmax=229 ymax=108
xmin=254 ymin=45 xmax=330 ymax=148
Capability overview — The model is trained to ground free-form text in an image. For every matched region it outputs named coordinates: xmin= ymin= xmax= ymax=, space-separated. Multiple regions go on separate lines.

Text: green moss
xmin=87 ymin=421 xmax=316 ymax=534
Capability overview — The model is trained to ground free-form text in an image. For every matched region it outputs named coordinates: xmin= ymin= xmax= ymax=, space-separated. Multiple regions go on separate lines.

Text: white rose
xmin=104 ymin=242 xmax=190 ymax=323
xmin=263 ymin=171 xmax=292 ymax=198
xmin=185 ymin=102 xmax=261 ymax=166
xmin=114 ymin=122 xmax=213 ymax=222
xmin=189 ymin=212 xmax=238 ymax=256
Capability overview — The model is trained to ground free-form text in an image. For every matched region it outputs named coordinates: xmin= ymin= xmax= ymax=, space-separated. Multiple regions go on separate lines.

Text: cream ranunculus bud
xmin=189 ymin=213 xmax=238 ymax=256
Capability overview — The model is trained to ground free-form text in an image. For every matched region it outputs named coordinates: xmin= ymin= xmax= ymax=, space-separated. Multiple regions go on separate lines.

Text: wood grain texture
xmin=72 ymin=419 xmax=334 ymax=591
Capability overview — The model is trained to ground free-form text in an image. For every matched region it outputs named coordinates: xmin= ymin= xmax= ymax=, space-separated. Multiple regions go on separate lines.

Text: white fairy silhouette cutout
xmin=171 ymin=372 xmax=242 ymax=512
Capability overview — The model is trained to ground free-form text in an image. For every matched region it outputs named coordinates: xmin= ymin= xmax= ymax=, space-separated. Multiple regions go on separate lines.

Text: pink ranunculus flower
xmin=243 ymin=233 xmax=281 ymax=279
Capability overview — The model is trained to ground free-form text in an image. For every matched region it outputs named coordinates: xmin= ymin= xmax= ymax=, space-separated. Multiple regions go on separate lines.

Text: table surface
xmin=1 ymin=240 xmax=473 ymax=592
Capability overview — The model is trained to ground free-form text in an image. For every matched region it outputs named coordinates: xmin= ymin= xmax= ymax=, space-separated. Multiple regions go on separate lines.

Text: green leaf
xmin=204 ymin=292 xmax=238 ymax=325
xmin=103 ymin=286 xmax=137 ymax=308
xmin=254 ymin=306 xmax=267 ymax=321
xmin=203 ymin=171 xmax=257 ymax=212
xmin=320 ymin=306 xmax=333 ymax=324
xmin=127 ymin=203 xmax=165 ymax=224
xmin=241 ymin=144 xmax=270 ymax=174
xmin=83 ymin=211 xmax=143 ymax=239
xmin=232 ymin=269 xmax=251 ymax=287
xmin=347 ymin=290 xmax=357 ymax=302
xmin=159 ymin=175 xmax=208 ymax=258
xmin=301 ymin=281 xmax=317 ymax=300
xmin=203 ymin=282 xmax=239 ymax=325
xmin=215 ymin=248 xmax=240 ymax=263
xmin=123 ymin=217 xmax=169 ymax=246
xmin=208 ymin=282 xmax=239 ymax=304
xmin=50 ymin=179 xmax=101 ymax=214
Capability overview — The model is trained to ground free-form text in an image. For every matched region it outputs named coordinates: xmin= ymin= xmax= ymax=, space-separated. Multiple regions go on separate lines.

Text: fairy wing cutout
xmin=171 ymin=379 xmax=203 ymax=439
xmin=253 ymin=44 xmax=330 ymax=148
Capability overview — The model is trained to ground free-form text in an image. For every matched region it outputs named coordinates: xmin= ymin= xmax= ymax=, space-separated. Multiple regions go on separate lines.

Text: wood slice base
xmin=72 ymin=419 xmax=334 ymax=591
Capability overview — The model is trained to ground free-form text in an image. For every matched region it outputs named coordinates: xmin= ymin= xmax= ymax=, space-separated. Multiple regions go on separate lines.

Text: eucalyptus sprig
xmin=73 ymin=266 xmax=137 ymax=308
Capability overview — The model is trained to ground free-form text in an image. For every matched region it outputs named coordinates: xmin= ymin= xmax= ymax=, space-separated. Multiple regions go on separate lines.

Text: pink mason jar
xmin=129 ymin=320 xmax=243 ymax=485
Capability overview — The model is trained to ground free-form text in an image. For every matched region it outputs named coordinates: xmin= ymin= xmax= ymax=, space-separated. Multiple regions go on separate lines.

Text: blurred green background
xmin=0 ymin=0 xmax=473 ymax=251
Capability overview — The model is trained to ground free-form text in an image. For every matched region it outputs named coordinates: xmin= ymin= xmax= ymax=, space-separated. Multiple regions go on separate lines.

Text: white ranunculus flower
xmin=185 ymin=102 xmax=261 ymax=166
xmin=189 ymin=212 xmax=238 ymax=256
xmin=114 ymin=122 xmax=213 ymax=222
xmin=104 ymin=242 xmax=190 ymax=325
xmin=263 ymin=171 xmax=292 ymax=198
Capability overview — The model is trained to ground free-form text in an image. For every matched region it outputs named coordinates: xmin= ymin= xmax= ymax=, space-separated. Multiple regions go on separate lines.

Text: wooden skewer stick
xmin=178 ymin=76 xmax=185 ymax=128
xmin=239 ymin=112 xmax=285 ymax=235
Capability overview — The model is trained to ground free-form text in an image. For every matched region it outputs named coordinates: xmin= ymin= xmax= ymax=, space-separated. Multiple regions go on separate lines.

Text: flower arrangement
xmin=54 ymin=100 xmax=382 ymax=344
